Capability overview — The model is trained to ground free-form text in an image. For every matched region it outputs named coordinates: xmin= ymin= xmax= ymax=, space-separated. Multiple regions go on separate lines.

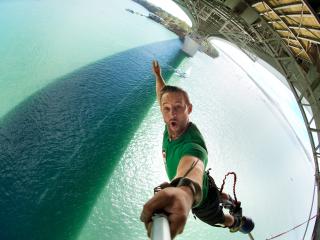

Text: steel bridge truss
xmin=175 ymin=0 xmax=320 ymax=238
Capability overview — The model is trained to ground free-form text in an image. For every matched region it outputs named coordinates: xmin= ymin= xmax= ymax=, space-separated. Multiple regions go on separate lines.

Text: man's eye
xmin=163 ymin=107 xmax=170 ymax=112
xmin=175 ymin=105 xmax=183 ymax=111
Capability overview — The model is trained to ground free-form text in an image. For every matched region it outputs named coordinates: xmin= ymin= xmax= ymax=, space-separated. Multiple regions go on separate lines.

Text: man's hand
xmin=152 ymin=60 xmax=162 ymax=78
xmin=140 ymin=186 xmax=194 ymax=239
xmin=152 ymin=60 xmax=166 ymax=103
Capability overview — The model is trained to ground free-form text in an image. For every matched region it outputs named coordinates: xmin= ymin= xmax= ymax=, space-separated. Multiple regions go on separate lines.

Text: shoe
xmin=229 ymin=216 xmax=242 ymax=233
xmin=239 ymin=216 xmax=254 ymax=234
xmin=229 ymin=216 xmax=255 ymax=234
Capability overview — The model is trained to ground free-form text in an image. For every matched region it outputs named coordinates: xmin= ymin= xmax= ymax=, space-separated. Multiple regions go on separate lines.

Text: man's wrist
xmin=178 ymin=185 xmax=195 ymax=207
xmin=170 ymin=177 xmax=202 ymax=208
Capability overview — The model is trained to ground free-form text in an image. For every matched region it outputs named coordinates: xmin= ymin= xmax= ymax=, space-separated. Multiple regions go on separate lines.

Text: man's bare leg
xmin=224 ymin=214 xmax=235 ymax=227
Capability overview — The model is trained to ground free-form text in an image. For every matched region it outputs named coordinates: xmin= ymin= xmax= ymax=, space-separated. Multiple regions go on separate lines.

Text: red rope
xmin=219 ymin=172 xmax=238 ymax=203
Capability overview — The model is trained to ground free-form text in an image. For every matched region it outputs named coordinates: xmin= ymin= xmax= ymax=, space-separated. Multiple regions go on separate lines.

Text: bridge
xmin=173 ymin=0 xmax=320 ymax=238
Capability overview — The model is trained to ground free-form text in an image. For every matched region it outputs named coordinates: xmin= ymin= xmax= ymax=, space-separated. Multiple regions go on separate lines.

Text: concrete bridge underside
xmin=173 ymin=0 xmax=320 ymax=238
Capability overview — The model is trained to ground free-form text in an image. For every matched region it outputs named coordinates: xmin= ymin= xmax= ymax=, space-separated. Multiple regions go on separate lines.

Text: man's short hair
xmin=160 ymin=85 xmax=191 ymax=105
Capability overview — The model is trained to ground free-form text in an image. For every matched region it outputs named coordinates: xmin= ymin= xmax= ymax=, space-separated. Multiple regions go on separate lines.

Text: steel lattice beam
xmin=173 ymin=1 xmax=320 ymax=238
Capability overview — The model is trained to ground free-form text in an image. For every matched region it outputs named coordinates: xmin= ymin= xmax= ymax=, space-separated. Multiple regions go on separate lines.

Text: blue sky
xmin=147 ymin=0 xmax=192 ymax=26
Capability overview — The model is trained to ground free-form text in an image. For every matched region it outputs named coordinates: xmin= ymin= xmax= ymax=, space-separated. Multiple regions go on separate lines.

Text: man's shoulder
xmin=187 ymin=123 xmax=204 ymax=139
xmin=189 ymin=122 xmax=199 ymax=131
xmin=185 ymin=123 xmax=207 ymax=150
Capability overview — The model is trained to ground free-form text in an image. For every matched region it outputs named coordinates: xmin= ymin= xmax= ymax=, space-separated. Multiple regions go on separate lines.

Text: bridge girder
xmin=173 ymin=0 xmax=320 ymax=238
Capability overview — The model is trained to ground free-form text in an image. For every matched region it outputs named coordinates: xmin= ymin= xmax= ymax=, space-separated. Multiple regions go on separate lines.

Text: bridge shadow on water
xmin=0 ymin=39 xmax=187 ymax=240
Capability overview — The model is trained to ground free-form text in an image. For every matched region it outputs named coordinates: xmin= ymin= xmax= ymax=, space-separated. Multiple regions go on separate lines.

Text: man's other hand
xmin=152 ymin=60 xmax=162 ymax=78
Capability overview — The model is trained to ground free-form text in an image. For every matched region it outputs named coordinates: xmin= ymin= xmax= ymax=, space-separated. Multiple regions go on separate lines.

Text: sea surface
xmin=0 ymin=0 xmax=316 ymax=239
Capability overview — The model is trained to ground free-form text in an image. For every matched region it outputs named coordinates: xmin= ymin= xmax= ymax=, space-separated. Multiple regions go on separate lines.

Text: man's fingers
xmin=168 ymin=213 xmax=187 ymax=239
xmin=141 ymin=190 xmax=172 ymax=224
xmin=153 ymin=59 xmax=158 ymax=68
xmin=141 ymin=188 xmax=190 ymax=239
xmin=152 ymin=60 xmax=160 ymax=73
xmin=147 ymin=222 xmax=152 ymax=238
xmin=141 ymin=215 xmax=152 ymax=238
xmin=140 ymin=188 xmax=176 ymax=234
xmin=140 ymin=191 xmax=171 ymax=238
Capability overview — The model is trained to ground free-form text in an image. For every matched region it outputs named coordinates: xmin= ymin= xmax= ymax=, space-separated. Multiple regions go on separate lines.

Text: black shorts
xmin=192 ymin=174 xmax=225 ymax=226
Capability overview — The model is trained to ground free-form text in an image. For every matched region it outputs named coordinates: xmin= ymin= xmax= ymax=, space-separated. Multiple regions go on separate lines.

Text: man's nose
xmin=171 ymin=109 xmax=178 ymax=116
xmin=169 ymin=108 xmax=177 ymax=117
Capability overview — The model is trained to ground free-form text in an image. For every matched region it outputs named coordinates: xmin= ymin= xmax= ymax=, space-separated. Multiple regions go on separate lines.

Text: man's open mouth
xmin=170 ymin=121 xmax=177 ymax=128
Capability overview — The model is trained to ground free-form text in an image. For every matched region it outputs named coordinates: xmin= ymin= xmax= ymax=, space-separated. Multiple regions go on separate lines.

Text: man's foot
xmin=229 ymin=216 xmax=242 ymax=233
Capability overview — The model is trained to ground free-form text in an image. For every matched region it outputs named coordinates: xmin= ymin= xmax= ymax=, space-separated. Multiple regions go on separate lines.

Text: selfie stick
xmin=151 ymin=213 xmax=171 ymax=240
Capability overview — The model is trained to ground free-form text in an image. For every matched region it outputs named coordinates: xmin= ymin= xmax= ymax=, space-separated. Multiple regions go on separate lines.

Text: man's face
xmin=160 ymin=92 xmax=192 ymax=137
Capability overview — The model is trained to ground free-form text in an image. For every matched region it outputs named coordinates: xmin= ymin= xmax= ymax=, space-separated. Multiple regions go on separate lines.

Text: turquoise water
xmin=0 ymin=0 xmax=177 ymax=118
xmin=0 ymin=0 xmax=184 ymax=239
xmin=0 ymin=0 xmax=316 ymax=240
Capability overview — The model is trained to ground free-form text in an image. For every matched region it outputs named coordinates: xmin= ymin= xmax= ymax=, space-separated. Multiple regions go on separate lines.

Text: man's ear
xmin=188 ymin=104 xmax=193 ymax=114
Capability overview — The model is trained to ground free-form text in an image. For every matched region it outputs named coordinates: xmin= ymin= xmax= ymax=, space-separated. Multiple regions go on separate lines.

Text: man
xmin=140 ymin=60 xmax=249 ymax=239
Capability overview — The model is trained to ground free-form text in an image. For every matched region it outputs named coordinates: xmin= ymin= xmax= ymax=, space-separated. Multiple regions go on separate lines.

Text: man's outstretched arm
xmin=152 ymin=60 xmax=166 ymax=104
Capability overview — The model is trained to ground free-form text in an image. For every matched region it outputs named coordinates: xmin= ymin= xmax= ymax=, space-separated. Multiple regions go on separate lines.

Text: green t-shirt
xmin=162 ymin=122 xmax=209 ymax=205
